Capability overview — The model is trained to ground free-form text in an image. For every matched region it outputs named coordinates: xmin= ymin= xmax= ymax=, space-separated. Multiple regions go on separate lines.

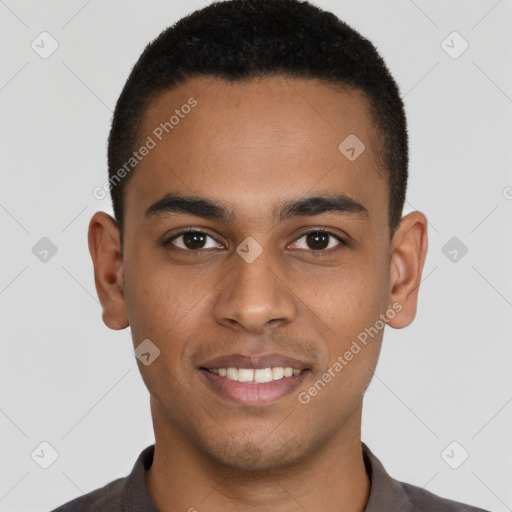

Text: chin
xmin=202 ymin=435 xmax=305 ymax=472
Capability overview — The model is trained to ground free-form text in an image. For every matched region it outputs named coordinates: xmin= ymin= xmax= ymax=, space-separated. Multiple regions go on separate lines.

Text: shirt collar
xmin=361 ymin=442 xmax=414 ymax=511
xmin=120 ymin=444 xmax=158 ymax=511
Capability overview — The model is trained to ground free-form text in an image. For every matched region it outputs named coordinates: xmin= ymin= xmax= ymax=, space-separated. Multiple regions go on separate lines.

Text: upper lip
xmin=200 ymin=353 xmax=310 ymax=370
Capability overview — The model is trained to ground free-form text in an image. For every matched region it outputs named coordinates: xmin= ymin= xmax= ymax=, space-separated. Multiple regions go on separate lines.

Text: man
xmin=52 ymin=0 xmax=490 ymax=510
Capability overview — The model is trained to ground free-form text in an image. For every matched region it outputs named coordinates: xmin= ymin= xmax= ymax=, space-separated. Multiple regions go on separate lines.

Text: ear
xmin=387 ymin=211 xmax=428 ymax=329
xmin=88 ymin=211 xmax=129 ymax=330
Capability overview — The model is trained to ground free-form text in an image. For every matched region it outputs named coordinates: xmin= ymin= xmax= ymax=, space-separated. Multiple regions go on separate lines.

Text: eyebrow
xmin=144 ymin=192 xmax=368 ymax=223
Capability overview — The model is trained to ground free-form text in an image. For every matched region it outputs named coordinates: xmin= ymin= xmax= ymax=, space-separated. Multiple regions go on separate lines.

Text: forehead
xmin=125 ymin=75 xmax=387 ymax=227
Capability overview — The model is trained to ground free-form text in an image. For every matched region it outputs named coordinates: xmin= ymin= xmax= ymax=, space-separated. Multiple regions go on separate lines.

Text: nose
xmin=213 ymin=246 xmax=297 ymax=333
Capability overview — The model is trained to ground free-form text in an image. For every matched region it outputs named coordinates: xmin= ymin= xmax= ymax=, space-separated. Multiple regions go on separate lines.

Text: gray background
xmin=1 ymin=1 xmax=511 ymax=511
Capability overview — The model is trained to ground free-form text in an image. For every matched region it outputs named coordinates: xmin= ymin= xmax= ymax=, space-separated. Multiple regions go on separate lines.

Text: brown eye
xmin=165 ymin=230 xmax=222 ymax=251
xmin=182 ymin=232 xmax=207 ymax=249
xmin=291 ymin=230 xmax=345 ymax=252
xmin=306 ymin=231 xmax=330 ymax=250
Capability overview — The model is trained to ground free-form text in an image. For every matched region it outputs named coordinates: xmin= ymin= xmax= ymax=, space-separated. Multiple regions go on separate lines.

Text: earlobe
xmin=387 ymin=211 xmax=428 ymax=329
xmin=88 ymin=212 xmax=129 ymax=330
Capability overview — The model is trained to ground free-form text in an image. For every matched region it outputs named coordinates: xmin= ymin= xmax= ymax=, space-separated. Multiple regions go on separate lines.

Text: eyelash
xmin=162 ymin=227 xmax=347 ymax=255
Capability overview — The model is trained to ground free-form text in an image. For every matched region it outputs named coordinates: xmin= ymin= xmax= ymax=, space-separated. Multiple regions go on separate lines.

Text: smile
xmin=199 ymin=366 xmax=310 ymax=405
xmin=204 ymin=366 xmax=301 ymax=383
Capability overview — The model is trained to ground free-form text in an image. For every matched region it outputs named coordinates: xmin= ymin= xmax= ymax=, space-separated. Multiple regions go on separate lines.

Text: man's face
xmin=119 ymin=76 xmax=394 ymax=470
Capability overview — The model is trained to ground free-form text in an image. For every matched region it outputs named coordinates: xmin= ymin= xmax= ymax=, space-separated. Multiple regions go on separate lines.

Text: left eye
xmin=290 ymin=230 xmax=345 ymax=251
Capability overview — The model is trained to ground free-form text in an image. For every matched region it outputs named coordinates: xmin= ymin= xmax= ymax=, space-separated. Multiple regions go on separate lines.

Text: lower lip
xmin=199 ymin=369 xmax=310 ymax=405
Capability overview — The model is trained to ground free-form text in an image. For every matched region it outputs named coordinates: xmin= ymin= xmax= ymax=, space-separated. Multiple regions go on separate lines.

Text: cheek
xmin=296 ymin=271 xmax=386 ymax=427
xmin=299 ymin=253 xmax=389 ymax=335
xmin=292 ymin=248 xmax=390 ymax=402
xmin=124 ymin=243 xmax=194 ymax=327
xmin=122 ymin=259 xmax=205 ymax=402
xmin=122 ymin=246 xmax=221 ymax=373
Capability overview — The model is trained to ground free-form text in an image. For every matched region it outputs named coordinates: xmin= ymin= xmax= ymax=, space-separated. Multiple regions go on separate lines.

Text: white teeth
xmin=209 ymin=366 xmax=301 ymax=383
xmin=237 ymin=368 xmax=254 ymax=382
xmin=226 ymin=367 xmax=238 ymax=381
xmin=254 ymin=368 xmax=273 ymax=383
xmin=272 ymin=367 xmax=284 ymax=380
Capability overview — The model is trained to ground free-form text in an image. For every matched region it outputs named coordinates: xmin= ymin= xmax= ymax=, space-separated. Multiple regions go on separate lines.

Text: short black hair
xmin=107 ymin=0 xmax=408 ymax=236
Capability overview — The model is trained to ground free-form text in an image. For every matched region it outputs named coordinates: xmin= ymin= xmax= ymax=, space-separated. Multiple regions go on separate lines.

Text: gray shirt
xmin=50 ymin=443 xmax=490 ymax=511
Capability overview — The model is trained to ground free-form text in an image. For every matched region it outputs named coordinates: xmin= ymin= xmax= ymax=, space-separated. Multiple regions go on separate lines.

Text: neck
xmin=145 ymin=400 xmax=370 ymax=512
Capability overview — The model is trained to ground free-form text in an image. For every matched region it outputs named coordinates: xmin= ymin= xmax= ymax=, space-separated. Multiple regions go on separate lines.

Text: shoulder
xmin=401 ymin=481 xmax=491 ymax=512
xmin=49 ymin=444 xmax=156 ymax=512
xmin=361 ymin=442 xmax=491 ymax=512
xmin=49 ymin=476 xmax=126 ymax=512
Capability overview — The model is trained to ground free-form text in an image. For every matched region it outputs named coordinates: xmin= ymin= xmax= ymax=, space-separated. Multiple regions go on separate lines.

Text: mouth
xmin=198 ymin=353 xmax=311 ymax=405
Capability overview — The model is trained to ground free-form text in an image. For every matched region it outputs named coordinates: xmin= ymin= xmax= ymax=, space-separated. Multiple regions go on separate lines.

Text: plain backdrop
xmin=0 ymin=1 xmax=511 ymax=511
